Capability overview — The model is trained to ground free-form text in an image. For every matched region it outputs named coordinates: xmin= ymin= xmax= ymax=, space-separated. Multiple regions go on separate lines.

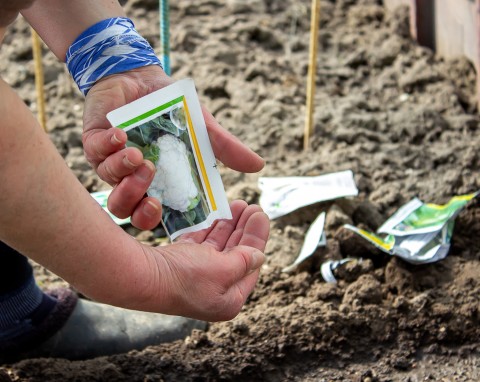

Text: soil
xmin=1 ymin=0 xmax=479 ymax=381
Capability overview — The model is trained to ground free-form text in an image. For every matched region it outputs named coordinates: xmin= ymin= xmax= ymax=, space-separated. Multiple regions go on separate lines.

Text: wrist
xmin=107 ymin=242 xmax=172 ymax=313
xmin=67 ymin=17 xmax=163 ymax=96
xmin=89 ymin=65 xmax=172 ymax=99
xmin=72 ymin=234 xmax=158 ymax=310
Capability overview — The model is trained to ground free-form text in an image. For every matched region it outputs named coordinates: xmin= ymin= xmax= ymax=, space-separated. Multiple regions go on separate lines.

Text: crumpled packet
xmin=283 ymin=212 xmax=326 ymax=272
xmin=91 ymin=189 xmax=131 ymax=226
xmin=320 ymin=258 xmax=359 ymax=283
xmin=344 ymin=191 xmax=478 ymax=264
xmin=259 ymin=170 xmax=358 ymax=219
xmin=281 ymin=211 xmax=360 ymax=282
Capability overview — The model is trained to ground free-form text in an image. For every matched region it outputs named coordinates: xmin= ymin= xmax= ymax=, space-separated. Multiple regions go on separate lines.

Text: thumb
xmin=224 ymin=245 xmax=266 ymax=280
xmin=211 ymin=246 xmax=265 ymax=321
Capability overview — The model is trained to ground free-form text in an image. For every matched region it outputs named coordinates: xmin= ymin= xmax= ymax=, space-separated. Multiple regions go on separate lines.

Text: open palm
xmin=130 ymin=200 xmax=270 ymax=321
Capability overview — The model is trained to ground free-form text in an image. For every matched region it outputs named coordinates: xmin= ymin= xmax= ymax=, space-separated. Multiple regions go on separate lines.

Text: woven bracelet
xmin=66 ymin=17 xmax=162 ymax=96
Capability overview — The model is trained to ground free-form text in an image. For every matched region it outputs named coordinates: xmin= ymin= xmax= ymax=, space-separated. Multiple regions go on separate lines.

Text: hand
xmin=134 ymin=200 xmax=269 ymax=321
xmin=83 ymin=66 xmax=265 ymax=230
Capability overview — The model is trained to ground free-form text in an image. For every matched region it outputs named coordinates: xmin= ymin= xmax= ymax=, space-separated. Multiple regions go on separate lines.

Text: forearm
xmin=0 ymin=0 xmax=35 ymax=27
xmin=0 ymin=78 xmax=152 ymax=307
xmin=21 ymin=0 xmax=125 ymax=60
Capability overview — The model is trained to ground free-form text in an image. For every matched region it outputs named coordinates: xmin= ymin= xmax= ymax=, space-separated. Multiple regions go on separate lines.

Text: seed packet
xmin=107 ymin=78 xmax=231 ymax=240
xmin=259 ymin=170 xmax=358 ymax=219
xmin=344 ymin=191 xmax=478 ymax=264
xmin=320 ymin=258 xmax=359 ymax=283
xmin=283 ymin=212 xmax=327 ymax=272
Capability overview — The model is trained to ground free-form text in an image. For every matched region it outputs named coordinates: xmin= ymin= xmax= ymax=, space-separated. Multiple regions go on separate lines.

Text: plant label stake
xmin=31 ymin=28 xmax=47 ymax=132
xmin=160 ymin=0 xmax=171 ymax=76
xmin=303 ymin=0 xmax=320 ymax=150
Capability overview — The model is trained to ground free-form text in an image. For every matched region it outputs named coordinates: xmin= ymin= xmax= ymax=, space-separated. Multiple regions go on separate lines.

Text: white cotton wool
xmin=149 ymin=134 xmax=199 ymax=212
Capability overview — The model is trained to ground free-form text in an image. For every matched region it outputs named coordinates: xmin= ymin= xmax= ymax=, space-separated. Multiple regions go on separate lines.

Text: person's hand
xmin=130 ymin=200 xmax=269 ymax=321
xmin=83 ymin=66 xmax=265 ymax=230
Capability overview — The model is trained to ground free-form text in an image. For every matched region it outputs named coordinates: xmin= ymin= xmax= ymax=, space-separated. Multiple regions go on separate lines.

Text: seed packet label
xmin=344 ymin=191 xmax=478 ymax=264
xmin=378 ymin=193 xmax=477 ymax=236
xmin=107 ymin=78 xmax=231 ymax=240
xmin=91 ymin=189 xmax=131 ymax=226
xmin=259 ymin=170 xmax=358 ymax=219
xmin=344 ymin=223 xmax=451 ymax=264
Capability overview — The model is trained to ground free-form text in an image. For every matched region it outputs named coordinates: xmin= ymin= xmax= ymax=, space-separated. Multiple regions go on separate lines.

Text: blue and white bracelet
xmin=66 ymin=17 xmax=162 ymax=96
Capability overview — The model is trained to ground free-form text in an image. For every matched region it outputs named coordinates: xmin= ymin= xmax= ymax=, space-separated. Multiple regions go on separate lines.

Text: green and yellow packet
xmin=107 ymin=79 xmax=231 ymax=240
xmin=344 ymin=191 xmax=478 ymax=264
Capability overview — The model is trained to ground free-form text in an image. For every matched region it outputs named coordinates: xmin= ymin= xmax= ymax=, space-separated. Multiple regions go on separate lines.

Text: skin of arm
xmin=0 ymin=75 xmax=150 ymax=307
xmin=0 ymin=0 xmax=35 ymax=27
xmin=21 ymin=0 xmax=125 ymax=60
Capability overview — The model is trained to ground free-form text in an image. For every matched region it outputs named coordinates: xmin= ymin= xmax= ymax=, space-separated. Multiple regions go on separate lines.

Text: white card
xmin=107 ymin=78 xmax=232 ymax=240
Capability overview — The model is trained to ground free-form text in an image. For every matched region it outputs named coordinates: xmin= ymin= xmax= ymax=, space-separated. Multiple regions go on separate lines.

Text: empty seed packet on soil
xmin=259 ymin=170 xmax=358 ymax=219
xmin=282 ymin=212 xmax=327 ymax=273
xmin=344 ymin=191 xmax=479 ymax=264
xmin=107 ymin=78 xmax=231 ymax=240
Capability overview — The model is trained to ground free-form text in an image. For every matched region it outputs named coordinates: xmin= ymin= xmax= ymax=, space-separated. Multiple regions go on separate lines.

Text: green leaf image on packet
xmin=344 ymin=191 xmax=478 ymax=264
xmin=107 ymin=78 xmax=232 ymax=240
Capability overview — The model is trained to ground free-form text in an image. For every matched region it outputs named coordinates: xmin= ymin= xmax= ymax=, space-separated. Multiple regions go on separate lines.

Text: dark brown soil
xmin=1 ymin=0 xmax=479 ymax=380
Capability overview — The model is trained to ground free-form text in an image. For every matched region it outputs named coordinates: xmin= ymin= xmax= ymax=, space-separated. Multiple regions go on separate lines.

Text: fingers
xmin=225 ymin=209 xmax=270 ymax=251
xmin=130 ymin=197 xmax=162 ymax=231
xmin=84 ymin=127 xmax=161 ymax=229
xmin=177 ymin=200 xmax=247 ymax=247
xmin=210 ymin=246 xmax=264 ymax=320
xmin=237 ymin=211 xmax=270 ymax=250
xmin=178 ymin=202 xmax=269 ymax=254
xmin=148 ymin=242 xmax=265 ymax=321
xmin=83 ymin=128 xmax=146 ymax=185
xmin=96 ymin=147 xmax=144 ymax=185
xmin=217 ymin=211 xmax=269 ymax=320
xmin=226 ymin=245 xmax=266 ymax=279
xmin=107 ymin=160 xmax=156 ymax=219
xmin=83 ymin=127 xmax=127 ymax=167
xmin=208 ymin=210 xmax=269 ymax=319
xmin=203 ymin=107 xmax=265 ymax=173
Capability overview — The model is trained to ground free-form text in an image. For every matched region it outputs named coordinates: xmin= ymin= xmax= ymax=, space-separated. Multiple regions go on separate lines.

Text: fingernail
xmin=111 ymin=132 xmax=122 ymax=144
xmin=250 ymin=250 xmax=265 ymax=271
xmin=144 ymin=200 xmax=160 ymax=217
xmin=135 ymin=162 xmax=154 ymax=181
xmin=123 ymin=155 xmax=136 ymax=169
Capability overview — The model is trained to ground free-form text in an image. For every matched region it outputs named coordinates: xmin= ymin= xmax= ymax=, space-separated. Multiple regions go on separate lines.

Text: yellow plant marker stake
xmin=303 ymin=0 xmax=320 ymax=150
xmin=31 ymin=28 xmax=47 ymax=132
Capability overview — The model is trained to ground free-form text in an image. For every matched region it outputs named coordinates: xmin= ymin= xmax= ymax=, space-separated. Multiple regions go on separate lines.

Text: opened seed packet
xmin=344 ymin=191 xmax=478 ymax=264
xmin=282 ymin=212 xmax=327 ymax=273
xmin=107 ymin=78 xmax=232 ymax=240
xmin=259 ymin=170 xmax=358 ymax=219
